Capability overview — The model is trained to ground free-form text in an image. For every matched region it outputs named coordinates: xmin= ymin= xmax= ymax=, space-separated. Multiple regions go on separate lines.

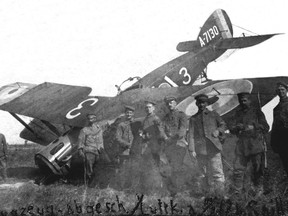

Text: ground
xmin=1 ymin=142 xmax=288 ymax=215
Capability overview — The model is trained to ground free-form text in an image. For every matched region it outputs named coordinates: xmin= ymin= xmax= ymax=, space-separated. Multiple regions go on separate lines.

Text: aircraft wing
xmin=0 ymin=82 xmax=94 ymax=127
xmin=215 ymin=34 xmax=280 ymax=49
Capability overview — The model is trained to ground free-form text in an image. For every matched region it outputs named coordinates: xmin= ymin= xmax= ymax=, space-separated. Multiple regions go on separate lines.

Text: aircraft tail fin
xmin=177 ymin=9 xmax=281 ymax=52
xmin=177 ymin=9 xmax=233 ymax=52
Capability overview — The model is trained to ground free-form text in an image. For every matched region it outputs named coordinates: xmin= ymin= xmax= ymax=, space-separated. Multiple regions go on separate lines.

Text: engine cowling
xmin=35 ymin=134 xmax=75 ymax=175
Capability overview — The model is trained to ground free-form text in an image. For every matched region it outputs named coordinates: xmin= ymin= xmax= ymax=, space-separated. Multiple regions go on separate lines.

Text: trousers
xmin=0 ymin=157 xmax=7 ymax=181
xmin=197 ymin=152 xmax=225 ymax=194
xmin=84 ymin=152 xmax=99 ymax=180
xmin=233 ymin=153 xmax=263 ymax=191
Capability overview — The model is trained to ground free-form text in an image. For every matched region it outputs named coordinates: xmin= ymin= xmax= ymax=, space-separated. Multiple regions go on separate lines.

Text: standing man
xmin=0 ymin=133 xmax=7 ymax=182
xmin=271 ymin=82 xmax=288 ymax=176
xmin=162 ymin=96 xmax=188 ymax=192
xmin=230 ymin=92 xmax=269 ymax=195
xmin=188 ymin=94 xmax=226 ymax=195
xmin=163 ymin=96 xmax=188 ymax=147
xmin=78 ymin=114 xmax=104 ymax=184
xmin=115 ymin=105 xmax=135 ymax=163
xmin=140 ymin=100 xmax=168 ymax=165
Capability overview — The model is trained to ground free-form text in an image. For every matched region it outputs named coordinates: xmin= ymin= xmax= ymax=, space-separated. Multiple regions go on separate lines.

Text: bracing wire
xmin=232 ymin=24 xmax=259 ymax=36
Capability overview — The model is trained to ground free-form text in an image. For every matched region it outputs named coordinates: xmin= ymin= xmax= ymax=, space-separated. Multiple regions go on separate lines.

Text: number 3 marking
xmin=66 ymin=98 xmax=99 ymax=119
xmin=179 ymin=67 xmax=191 ymax=85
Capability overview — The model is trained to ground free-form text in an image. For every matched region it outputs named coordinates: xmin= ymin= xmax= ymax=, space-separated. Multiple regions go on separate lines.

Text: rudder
xmin=177 ymin=9 xmax=233 ymax=52
xmin=198 ymin=9 xmax=233 ymax=47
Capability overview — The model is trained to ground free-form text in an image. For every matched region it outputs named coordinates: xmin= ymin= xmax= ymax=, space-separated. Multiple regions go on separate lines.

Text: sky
xmin=0 ymin=0 xmax=287 ymax=144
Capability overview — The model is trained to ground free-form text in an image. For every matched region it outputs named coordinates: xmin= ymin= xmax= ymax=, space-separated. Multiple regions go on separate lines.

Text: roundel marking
xmin=0 ymin=83 xmax=35 ymax=106
xmin=176 ymin=80 xmax=253 ymax=117
xmin=159 ymin=83 xmax=171 ymax=88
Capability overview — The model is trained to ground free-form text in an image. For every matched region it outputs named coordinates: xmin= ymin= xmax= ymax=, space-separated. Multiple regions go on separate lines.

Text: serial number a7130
xmin=199 ymin=25 xmax=219 ymax=47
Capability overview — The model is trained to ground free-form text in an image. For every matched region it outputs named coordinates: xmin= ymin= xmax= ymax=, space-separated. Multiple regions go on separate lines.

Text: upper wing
xmin=0 ymin=82 xmax=93 ymax=127
xmin=0 ymin=82 xmax=37 ymax=106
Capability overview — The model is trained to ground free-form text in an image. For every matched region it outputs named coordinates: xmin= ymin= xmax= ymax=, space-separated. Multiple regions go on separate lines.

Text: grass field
xmin=1 ymin=142 xmax=288 ymax=215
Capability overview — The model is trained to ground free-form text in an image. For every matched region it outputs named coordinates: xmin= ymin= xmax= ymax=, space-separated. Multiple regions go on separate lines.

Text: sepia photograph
xmin=0 ymin=0 xmax=287 ymax=215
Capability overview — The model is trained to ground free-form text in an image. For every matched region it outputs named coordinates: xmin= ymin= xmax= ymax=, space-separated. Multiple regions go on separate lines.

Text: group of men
xmin=76 ymin=82 xmax=288 ymax=196
xmin=0 ymin=82 xmax=284 ymax=197
xmin=0 ymin=82 xmax=285 ymax=195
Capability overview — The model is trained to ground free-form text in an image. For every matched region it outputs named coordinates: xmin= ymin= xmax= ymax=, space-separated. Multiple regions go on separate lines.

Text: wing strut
xmin=40 ymin=120 xmax=61 ymax=136
xmin=9 ymin=112 xmax=40 ymax=138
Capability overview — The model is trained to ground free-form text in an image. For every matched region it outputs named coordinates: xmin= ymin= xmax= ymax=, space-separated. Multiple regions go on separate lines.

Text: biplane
xmin=0 ymin=9 xmax=284 ymax=177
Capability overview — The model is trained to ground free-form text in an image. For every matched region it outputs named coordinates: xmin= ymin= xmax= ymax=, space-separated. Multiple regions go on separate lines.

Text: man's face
xmin=125 ymin=110 xmax=134 ymax=120
xmin=239 ymin=97 xmax=251 ymax=109
xmin=276 ymin=86 xmax=288 ymax=99
xmin=166 ymin=100 xmax=177 ymax=111
xmin=87 ymin=115 xmax=97 ymax=124
xmin=145 ymin=103 xmax=155 ymax=115
xmin=196 ymin=100 xmax=208 ymax=112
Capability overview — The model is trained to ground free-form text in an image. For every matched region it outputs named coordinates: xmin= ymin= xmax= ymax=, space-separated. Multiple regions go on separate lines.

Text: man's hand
xmin=189 ymin=150 xmax=197 ymax=158
xmin=123 ymin=144 xmax=130 ymax=150
xmin=172 ymin=134 xmax=180 ymax=140
xmin=246 ymin=124 xmax=254 ymax=130
xmin=212 ymin=130 xmax=219 ymax=138
xmin=98 ymin=147 xmax=105 ymax=154
xmin=78 ymin=149 xmax=85 ymax=158
xmin=166 ymin=132 xmax=172 ymax=138
xmin=164 ymin=136 xmax=170 ymax=142
xmin=236 ymin=123 xmax=244 ymax=130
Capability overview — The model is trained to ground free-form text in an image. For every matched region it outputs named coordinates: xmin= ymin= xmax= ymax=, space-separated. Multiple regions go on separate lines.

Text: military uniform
xmin=163 ymin=109 xmax=188 ymax=168
xmin=78 ymin=123 xmax=103 ymax=181
xmin=115 ymin=119 xmax=134 ymax=159
xmin=163 ymin=109 xmax=187 ymax=140
xmin=188 ymin=108 xmax=226 ymax=193
xmin=230 ymin=105 xmax=269 ymax=192
xmin=163 ymin=108 xmax=188 ymax=193
xmin=271 ymin=97 xmax=288 ymax=175
xmin=142 ymin=113 xmax=168 ymax=164
xmin=0 ymin=133 xmax=7 ymax=181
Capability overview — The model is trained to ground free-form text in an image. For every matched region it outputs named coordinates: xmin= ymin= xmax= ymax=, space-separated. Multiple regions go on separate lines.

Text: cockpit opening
xmin=115 ymin=76 xmax=142 ymax=95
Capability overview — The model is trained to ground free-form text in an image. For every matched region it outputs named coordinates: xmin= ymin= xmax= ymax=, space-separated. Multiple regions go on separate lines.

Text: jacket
xmin=271 ymin=97 xmax=288 ymax=153
xmin=115 ymin=120 xmax=134 ymax=155
xmin=141 ymin=113 xmax=167 ymax=153
xmin=142 ymin=113 xmax=167 ymax=141
xmin=230 ymin=106 xmax=269 ymax=156
xmin=0 ymin=133 xmax=7 ymax=158
xmin=78 ymin=123 xmax=104 ymax=154
xmin=188 ymin=108 xmax=226 ymax=155
xmin=163 ymin=109 xmax=188 ymax=140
